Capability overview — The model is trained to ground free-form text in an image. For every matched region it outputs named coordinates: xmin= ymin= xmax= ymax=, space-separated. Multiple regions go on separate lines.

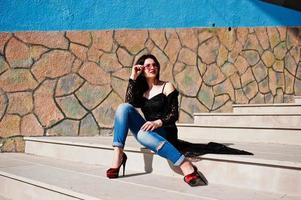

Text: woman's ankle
xmin=112 ymin=147 xmax=124 ymax=168
xmin=114 ymin=147 xmax=123 ymax=153
xmin=180 ymin=160 xmax=195 ymax=176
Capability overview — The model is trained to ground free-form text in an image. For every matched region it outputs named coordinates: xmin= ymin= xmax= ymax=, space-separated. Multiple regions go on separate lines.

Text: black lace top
xmin=124 ymin=79 xmax=254 ymax=157
xmin=125 ymin=79 xmax=179 ymax=146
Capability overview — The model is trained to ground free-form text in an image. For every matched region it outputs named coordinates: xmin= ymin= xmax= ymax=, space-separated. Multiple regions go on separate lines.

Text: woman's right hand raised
xmin=130 ymin=65 xmax=144 ymax=80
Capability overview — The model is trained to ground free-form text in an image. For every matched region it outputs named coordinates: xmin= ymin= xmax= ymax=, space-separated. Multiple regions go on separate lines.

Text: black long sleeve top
xmin=125 ymin=79 xmax=179 ymax=146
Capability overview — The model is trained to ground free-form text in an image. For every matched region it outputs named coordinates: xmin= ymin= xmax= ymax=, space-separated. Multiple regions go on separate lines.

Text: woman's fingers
xmin=140 ymin=122 xmax=149 ymax=131
xmin=141 ymin=120 xmax=163 ymax=131
xmin=144 ymin=123 xmax=153 ymax=131
xmin=143 ymin=125 xmax=149 ymax=131
xmin=150 ymin=125 xmax=156 ymax=131
xmin=134 ymin=65 xmax=143 ymax=74
xmin=141 ymin=121 xmax=156 ymax=131
xmin=130 ymin=65 xmax=144 ymax=80
xmin=134 ymin=65 xmax=143 ymax=70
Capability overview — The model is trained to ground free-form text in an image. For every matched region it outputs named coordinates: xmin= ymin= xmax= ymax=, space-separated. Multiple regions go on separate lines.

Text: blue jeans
xmin=113 ymin=103 xmax=185 ymax=166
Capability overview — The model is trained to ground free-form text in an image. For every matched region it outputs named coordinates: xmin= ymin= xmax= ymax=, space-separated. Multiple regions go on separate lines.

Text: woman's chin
xmin=144 ymin=74 xmax=157 ymax=79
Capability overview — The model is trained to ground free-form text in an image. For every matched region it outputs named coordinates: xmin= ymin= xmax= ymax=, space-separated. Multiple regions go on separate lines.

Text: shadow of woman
xmin=137 ymin=140 xmax=253 ymax=185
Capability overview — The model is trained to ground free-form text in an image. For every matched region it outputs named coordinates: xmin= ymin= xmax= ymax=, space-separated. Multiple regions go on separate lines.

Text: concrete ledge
xmin=233 ymin=103 xmax=301 ymax=107
xmin=177 ymin=124 xmax=301 ymax=145
xmin=1 ymin=153 xmax=300 ymax=200
xmin=24 ymin=136 xmax=301 ymax=169
xmin=232 ymin=103 xmax=301 ymax=114
xmin=22 ymin=136 xmax=301 ymax=195
xmin=295 ymin=96 xmax=301 ymax=103
xmin=176 ymin=123 xmax=301 ymax=130
xmin=194 ymin=113 xmax=301 ymax=116
xmin=192 ymin=114 xmax=301 ymax=129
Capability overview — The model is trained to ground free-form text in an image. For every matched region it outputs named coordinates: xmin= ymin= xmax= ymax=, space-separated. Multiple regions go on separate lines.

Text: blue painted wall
xmin=0 ymin=0 xmax=301 ymax=31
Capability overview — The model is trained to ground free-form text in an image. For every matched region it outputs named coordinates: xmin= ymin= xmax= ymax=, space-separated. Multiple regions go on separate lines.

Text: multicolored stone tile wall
xmin=0 ymin=27 xmax=300 ymax=152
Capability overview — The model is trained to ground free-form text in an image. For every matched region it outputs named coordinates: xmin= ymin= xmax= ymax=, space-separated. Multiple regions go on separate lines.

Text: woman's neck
xmin=146 ymin=78 xmax=158 ymax=89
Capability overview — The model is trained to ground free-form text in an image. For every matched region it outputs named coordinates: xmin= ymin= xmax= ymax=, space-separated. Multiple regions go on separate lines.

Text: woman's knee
xmin=137 ymin=130 xmax=164 ymax=152
xmin=136 ymin=130 xmax=148 ymax=143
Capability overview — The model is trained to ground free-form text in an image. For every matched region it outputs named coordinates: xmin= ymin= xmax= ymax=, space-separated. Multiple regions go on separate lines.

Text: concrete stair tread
xmin=24 ymin=136 xmax=301 ymax=169
xmin=0 ymin=153 xmax=299 ymax=200
xmin=177 ymin=123 xmax=301 ymax=130
xmin=233 ymin=103 xmax=301 ymax=107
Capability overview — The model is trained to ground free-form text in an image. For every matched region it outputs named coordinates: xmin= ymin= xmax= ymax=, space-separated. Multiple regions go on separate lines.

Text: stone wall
xmin=0 ymin=27 xmax=300 ymax=152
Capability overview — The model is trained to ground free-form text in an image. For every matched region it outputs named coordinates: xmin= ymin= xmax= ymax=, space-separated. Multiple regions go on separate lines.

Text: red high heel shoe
xmin=106 ymin=153 xmax=127 ymax=178
xmin=184 ymin=165 xmax=207 ymax=187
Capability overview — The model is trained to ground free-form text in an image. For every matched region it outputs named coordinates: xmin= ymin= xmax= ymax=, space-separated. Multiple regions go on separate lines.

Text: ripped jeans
xmin=113 ymin=103 xmax=185 ymax=166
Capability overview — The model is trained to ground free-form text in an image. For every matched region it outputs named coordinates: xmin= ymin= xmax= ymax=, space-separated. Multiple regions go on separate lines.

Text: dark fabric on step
xmin=176 ymin=139 xmax=254 ymax=157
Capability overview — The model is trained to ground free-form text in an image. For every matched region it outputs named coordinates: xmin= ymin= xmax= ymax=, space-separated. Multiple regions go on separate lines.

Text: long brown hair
xmin=135 ymin=54 xmax=161 ymax=93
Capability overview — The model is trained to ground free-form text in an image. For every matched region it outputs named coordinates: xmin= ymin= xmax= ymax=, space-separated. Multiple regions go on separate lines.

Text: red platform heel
xmin=184 ymin=165 xmax=207 ymax=187
xmin=106 ymin=153 xmax=127 ymax=178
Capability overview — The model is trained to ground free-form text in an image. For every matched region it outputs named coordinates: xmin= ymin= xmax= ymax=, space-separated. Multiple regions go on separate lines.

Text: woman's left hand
xmin=141 ymin=120 xmax=163 ymax=131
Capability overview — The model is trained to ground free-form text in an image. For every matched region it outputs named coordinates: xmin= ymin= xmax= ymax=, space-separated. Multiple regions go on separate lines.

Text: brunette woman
xmin=106 ymin=54 xmax=206 ymax=186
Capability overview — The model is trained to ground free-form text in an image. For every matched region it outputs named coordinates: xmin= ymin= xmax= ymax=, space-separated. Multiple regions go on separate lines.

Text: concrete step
xmin=295 ymin=96 xmax=301 ymax=104
xmin=233 ymin=103 xmax=301 ymax=114
xmin=0 ymin=195 xmax=11 ymax=200
xmin=193 ymin=113 xmax=301 ymax=129
xmin=23 ymin=136 xmax=301 ymax=196
xmin=177 ymin=124 xmax=301 ymax=145
xmin=1 ymin=153 xmax=299 ymax=200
